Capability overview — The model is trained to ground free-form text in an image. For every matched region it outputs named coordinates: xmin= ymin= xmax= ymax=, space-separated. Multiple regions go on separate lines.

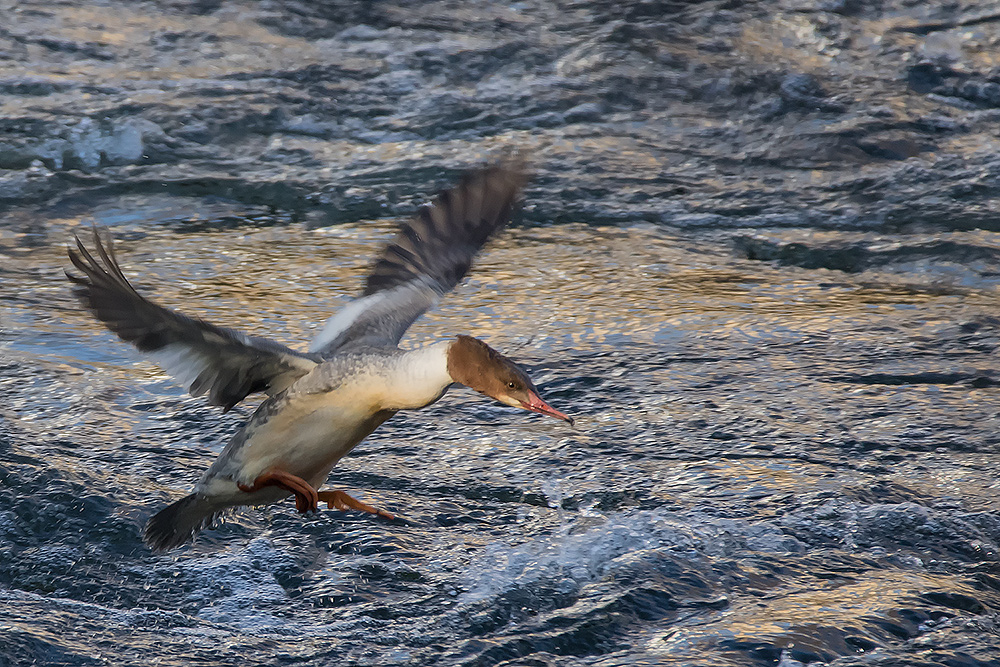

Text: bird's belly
xmin=235 ymin=403 xmax=391 ymax=487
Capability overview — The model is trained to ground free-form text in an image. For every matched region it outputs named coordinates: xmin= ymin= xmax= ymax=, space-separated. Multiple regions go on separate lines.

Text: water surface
xmin=3 ymin=200 xmax=1000 ymax=665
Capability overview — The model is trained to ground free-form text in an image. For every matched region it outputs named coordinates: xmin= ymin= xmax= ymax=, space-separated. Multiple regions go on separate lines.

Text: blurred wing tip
xmin=476 ymin=153 xmax=531 ymax=189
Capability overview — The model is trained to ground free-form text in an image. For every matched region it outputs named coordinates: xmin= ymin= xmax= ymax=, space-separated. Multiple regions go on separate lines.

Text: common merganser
xmin=67 ymin=160 xmax=571 ymax=552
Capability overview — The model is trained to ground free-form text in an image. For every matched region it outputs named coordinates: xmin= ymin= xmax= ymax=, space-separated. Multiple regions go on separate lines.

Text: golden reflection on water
xmin=651 ymin=568 xmax=974 ymax=661
xmin=6 ymin=218 xmax=997 ymax=364
xmin=648 ymin=459 xmax=838 ymax=504
xmin=4 ymin=218 xmax=998 ymax=467
xmin=2 ymin=6 xmax=328 ymax=84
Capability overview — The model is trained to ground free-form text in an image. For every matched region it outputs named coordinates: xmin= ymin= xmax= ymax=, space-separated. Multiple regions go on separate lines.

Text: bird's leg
xmin=238 ymin=468 xmax=319 ymax=513
xmin=316 ymin=490 xmax=396 ymax=520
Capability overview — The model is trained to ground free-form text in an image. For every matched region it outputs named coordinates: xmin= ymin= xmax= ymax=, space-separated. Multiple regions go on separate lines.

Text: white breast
xmin=379 ymin=342 xmax=453 ymax=410
xmin=211 ymin=343 xmax=453 ymax=489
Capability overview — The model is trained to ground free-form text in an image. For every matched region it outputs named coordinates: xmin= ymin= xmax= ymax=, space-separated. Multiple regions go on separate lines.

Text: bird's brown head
xmin=446 ymin=335 xmax=572 ymax=424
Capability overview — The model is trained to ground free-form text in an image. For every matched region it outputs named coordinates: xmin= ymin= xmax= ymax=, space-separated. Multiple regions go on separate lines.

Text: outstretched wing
xmin=311 ymin=159 xmax=527 ymax=356
xmin=67 ymin=228 xmax=319 ymax=411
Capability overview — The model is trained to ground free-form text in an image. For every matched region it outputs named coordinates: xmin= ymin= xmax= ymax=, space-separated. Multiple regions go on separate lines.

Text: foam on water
xmin=178 ymin=538 xmax=292 ymax=630
xmin=457 ymin=507 xmax=802 ymax=612
xmin=25 ymin=118 xmax=161 ymax=172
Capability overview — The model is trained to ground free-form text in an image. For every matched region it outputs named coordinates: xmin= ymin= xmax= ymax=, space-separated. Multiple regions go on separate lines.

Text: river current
xmin=3 ymin=206 xmax=1000 ymax=665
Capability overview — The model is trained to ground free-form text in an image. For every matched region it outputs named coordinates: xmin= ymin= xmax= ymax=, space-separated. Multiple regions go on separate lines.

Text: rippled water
xmin=3 ymin=195 xmax=1000 ymax=666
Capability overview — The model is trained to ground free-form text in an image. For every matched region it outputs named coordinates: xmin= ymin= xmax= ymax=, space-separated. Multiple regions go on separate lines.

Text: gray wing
xmin=67 ymin=228 xmax=319 ymax=411
xmin=310 ymin=159 xmax=528 ymax=356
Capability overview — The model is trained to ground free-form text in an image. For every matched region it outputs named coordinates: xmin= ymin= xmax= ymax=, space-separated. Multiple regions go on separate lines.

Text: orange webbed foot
xmin=316 ymin=490 xmax=395 ymax=520
xmin=238 ymin=468 xmax=319 ymax=513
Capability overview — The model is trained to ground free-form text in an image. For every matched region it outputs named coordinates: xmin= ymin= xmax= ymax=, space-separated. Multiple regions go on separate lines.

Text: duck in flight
xmin=67 ymin=160 xmax=571 ymax=551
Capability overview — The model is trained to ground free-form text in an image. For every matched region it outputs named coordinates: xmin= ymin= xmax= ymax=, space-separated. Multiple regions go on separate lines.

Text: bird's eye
xmin=507 ymin=381 xmax=517 ymax=389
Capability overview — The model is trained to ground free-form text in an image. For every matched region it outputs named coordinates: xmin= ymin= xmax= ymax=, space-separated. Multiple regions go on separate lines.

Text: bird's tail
xmin=144 ymin=493 xmax=223 ymax=552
